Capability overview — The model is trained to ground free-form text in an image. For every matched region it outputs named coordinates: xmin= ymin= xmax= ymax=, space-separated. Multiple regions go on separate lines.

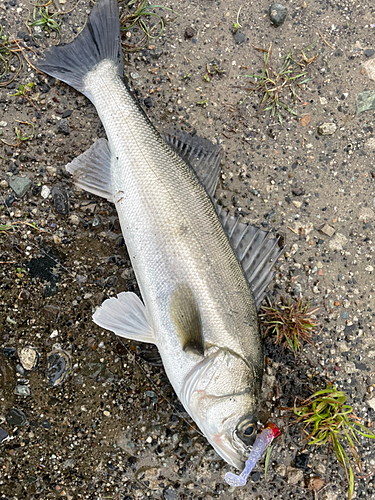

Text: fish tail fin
xmin=37 ymin=0 xmax=123 ymax=99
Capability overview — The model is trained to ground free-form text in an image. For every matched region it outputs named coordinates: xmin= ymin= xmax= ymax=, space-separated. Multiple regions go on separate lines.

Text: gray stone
xmin=0 ymin=427 xmax=9 ymax=444
xmin=149 ymin=47 xmax=163 ymax=59
xmin=233 ymin=30 xmax=246 ymax=45
xmin=51 ymin=186 xmax=69 ymax=215
xmin=43 ymin=304 xmax=61 ymax=322
xmin=57 ymin=118 xmax=70 ymax=135
xmin=365 ymin=48 xmax=374 ymax=58
xmin=6 ymin=407 xmax=27 ymax=426
xmin=356 ymin=90 xmax=375 ymax=113
xmin=269 ymin=3 xmax=288 ymax=26
xmin=46 ymin=348 xmax=72 ymax=386
xmin=8 ymin=176 xmax=32 ymax=197
xmin=287 ymin=467 xmax=304 ymax=484
xmin=164 ymin=487 xmax=178 ymax=500
xmin=14 ymin=384 xmax=31 ymax=396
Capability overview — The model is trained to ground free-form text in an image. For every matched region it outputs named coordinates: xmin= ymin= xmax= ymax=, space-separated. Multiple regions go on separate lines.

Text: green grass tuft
xmin=290 ymin=384 xmax=375 ymax=500
xmin=120 ymin=0 xmax=178 ymax=52
xmin=260 ymin=296 xmax=320 ymax=356
xmin=239 ymin=42 xmax=318 ymax=124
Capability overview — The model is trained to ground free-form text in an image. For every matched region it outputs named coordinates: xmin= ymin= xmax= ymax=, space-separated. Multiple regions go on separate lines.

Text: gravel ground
xmin=1 ymin=0 xmax=375 ymax=499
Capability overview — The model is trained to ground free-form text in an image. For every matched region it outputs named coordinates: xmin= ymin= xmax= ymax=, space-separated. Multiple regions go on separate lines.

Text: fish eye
xmin=236 ymin=418 xmax=257 ymax=445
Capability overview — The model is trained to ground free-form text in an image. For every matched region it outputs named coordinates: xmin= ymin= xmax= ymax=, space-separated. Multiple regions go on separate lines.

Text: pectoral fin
xmin=65 ymin=138 xmax=114 ymax=202
xmin=93 ymin=291 xmax=155 ymax=344
xmin=169 ymin=284 xmax=204 ymax=356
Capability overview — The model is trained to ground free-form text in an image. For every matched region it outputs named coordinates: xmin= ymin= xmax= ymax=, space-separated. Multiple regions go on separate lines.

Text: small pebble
xmin=69 ymin=214 xmax=80 ymax=225
xmin=149 ymin=48 xmax=163 ymax=59
xmin=357 ymin=90 xmax=375 ymax=113
xmin=18 ymin=346 xmax=39 ymax=371
xmin=320 ymin=223 xmax=335 ymax=237
xmin=46 ymin=347 xmax=72 ymax=386
xmin=14 ymin=384 xmax=31 ymax=396
xmin=57 ymin=118 xmax=70 ymax=135
xmin=233 ymin=31 xmax=246 ymax=45
xmin=250 ymin=471 xmax=261 ymax=482
xmin=43 ymin=305 xmax=61 ymax=321
xmin=51 ymin=186 xmax=69 ymax=215
xmin=41 ymin=185 xmax=51 ymax=199
xmin=269 ymin=3 xmax=288 ymax=26
xmin=318 ymin=123 xmax=337 ymax=135
xmin=292 ymin=187 xmax=305 ymax=196
xmin=295 ymin=453 xmax=309 ymax=470
xmin=8 ymin=176 xmax=32 ymax=197
xmin=184 ymin=27 xmax=195 ymax=39
xmin=6 ymin=408 xmax=27 ymax=427
xmin=307 ymin=476 xmax=324 ymax=491
xmin=287 ymin=467 xmax=304 ymax=485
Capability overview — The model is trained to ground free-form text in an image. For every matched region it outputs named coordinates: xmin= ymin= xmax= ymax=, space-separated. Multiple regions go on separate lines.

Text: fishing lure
xmin=225 ymin=423 xmax=281 ymax=487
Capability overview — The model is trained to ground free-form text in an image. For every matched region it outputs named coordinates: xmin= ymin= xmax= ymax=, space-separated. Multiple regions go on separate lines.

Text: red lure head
xmin=265 ymin=422 xmax=281 ymax=438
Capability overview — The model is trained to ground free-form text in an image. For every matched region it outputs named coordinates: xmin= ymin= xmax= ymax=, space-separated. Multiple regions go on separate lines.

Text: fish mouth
xmin=207 ymin=432 xmax=249 ymax=470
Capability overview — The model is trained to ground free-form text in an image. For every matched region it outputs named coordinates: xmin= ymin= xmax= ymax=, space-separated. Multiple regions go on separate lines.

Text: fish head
xmin=181 ymin=348 xmax=262 ymax=469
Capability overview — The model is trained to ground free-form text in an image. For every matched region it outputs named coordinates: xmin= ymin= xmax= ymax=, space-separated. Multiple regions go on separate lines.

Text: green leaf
xmin=264 ymin=444 xmax=272 ymax=480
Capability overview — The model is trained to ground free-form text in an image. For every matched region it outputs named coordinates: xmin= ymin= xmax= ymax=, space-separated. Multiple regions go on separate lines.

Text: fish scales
xmin=85 ymin=61 xmax=262 ymax=381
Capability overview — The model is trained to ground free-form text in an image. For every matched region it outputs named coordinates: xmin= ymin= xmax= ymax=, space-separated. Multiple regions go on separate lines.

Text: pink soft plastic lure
xmin=225 ymin=423 xmax=281 ymax=487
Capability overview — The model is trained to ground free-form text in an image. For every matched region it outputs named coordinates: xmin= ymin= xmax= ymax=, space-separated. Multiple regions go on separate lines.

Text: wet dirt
xmin=1 ymin=0 xmax=375 ymax=499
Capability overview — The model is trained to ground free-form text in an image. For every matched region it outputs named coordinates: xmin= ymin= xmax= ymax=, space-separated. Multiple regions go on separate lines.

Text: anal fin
xmin=66 ymin=138 xmax=113 ymax=202
xmin=93 ymin=292 xmax=155 ymax=344
xmin=169 ymin=284 xmax=204 ymax=356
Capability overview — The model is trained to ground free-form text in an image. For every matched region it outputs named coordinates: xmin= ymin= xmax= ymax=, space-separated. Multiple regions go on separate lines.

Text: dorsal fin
xmin=169 ymin=284 xmax=204 ymax=356
xmin=215 ymin=203 xmax=284 ymax=309
xmin=162 ymin=130 xmax=223 ymax=198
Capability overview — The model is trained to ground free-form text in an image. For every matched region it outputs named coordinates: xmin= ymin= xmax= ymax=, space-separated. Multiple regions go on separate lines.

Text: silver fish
xmin=38 ymin=0 xmax=283 ymax=469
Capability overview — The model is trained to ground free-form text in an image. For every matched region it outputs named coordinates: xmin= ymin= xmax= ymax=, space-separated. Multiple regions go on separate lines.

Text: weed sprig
xmin=0 ymin=26 xmax=22 ymax=86
xmin=26 ymin=2 xmax=62 ymax=43
xmin=290 ymin=384 xmax=375 ymax=499
xmin=240 ymin=42 xmax=317 ymax=124
xmin=1 ymin=120 xmax=35 ymax=147
xmin=260 ymin=296 xmax=319 ymax=356
xmin=120 ymin=0 xmax=177 ymax=52
xmin=10 ymin=82 xmax=38 ymax=110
